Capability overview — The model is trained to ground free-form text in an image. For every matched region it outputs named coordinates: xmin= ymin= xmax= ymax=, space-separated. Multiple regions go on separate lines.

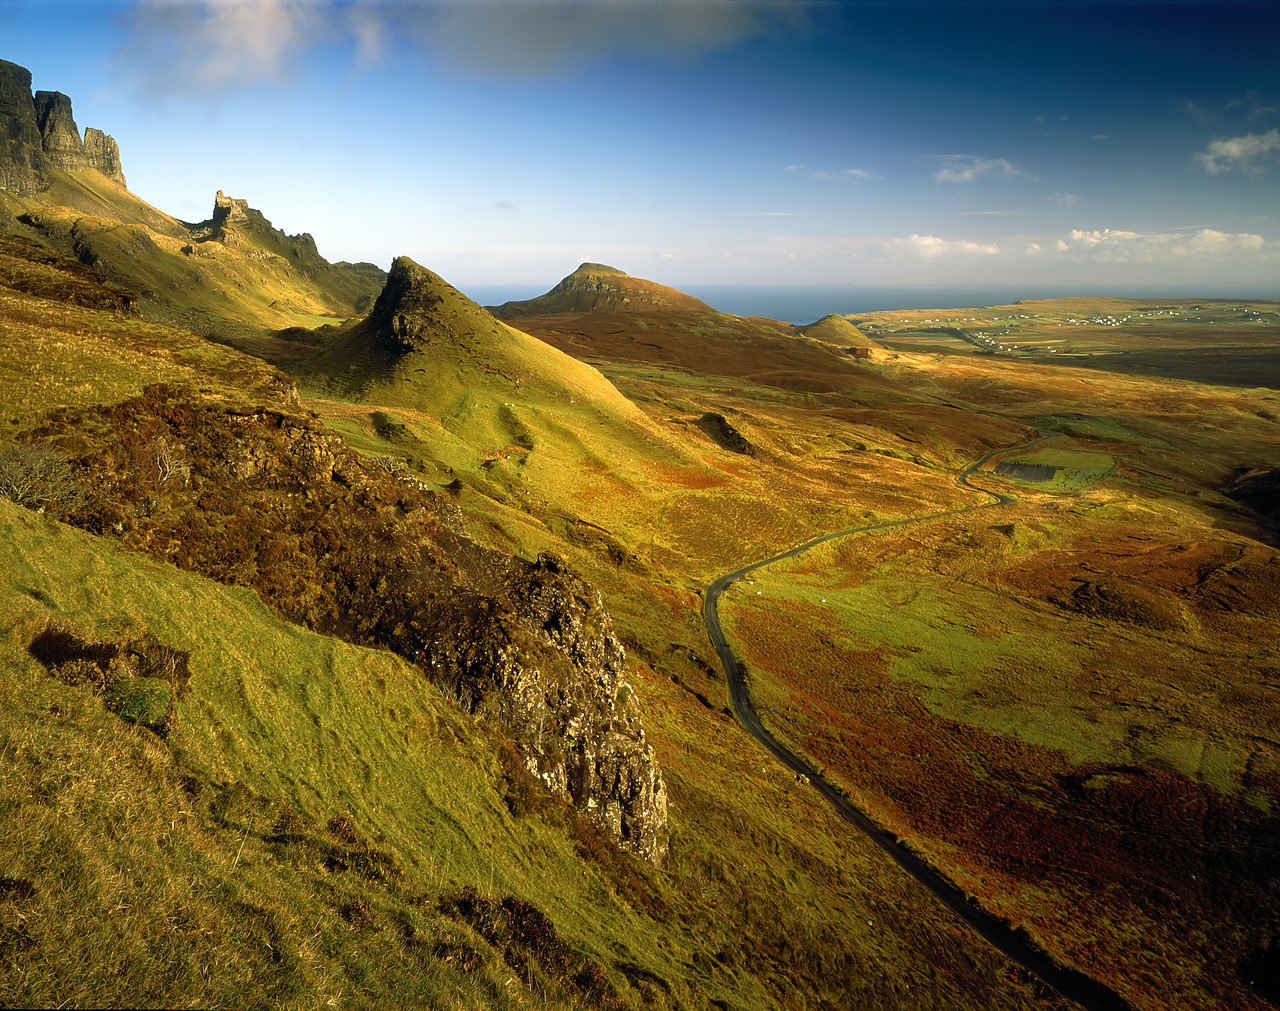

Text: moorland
xmin=1 ymin=60 xmax=1278 ymax=1011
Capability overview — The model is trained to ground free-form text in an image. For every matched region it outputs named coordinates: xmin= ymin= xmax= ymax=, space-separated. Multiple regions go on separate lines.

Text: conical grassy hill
xmin=289 ymin=257 xmax=700 ymax=528
xmin=798 ymin=312 xmax=881 ymax=349
xmin=492 ymin=261 xmax=716 ymax=316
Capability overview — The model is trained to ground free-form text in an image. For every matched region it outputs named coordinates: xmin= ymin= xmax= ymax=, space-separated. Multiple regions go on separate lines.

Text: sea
xmin=461 ymin=282 xmax=1278 ymax=326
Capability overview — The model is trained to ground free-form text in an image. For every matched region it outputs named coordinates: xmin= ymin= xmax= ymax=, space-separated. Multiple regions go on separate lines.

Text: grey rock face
xmin=424 ymin=551 xmax=669 ymax=864
xmin=34 ymin=91 xmax=83 ymax=169
xmin=81 ymin=128 xmax=126 ymax=187
xmin=0 ymin=62 xmax=127 ymax=193
xmin=0 ymin=60 xmax=48 ymax=194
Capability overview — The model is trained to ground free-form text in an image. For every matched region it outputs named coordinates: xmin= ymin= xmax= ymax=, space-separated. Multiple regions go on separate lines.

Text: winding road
xmin=702 ymin=436 xmax=1132 ymax=1011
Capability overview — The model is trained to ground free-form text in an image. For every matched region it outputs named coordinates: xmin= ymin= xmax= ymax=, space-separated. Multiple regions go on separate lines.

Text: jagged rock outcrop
xmin=426 ymin=551 xmax=668 ymax=858
xmin=37 ymin=381 xmax=668 ymax=864
xmin=0 ymin=62 xmax=126 ymax=192
xmin=493 ymin=262 xmax=716 ymax=316
xmin=175 ymin=191 xmax=383 ymax=310
xmin=200 ymin=190 xmax=315 ymax=256
xmin=82 ymin=128 xmax=125 ymax=185
xmin=0 ymin=60 xmax=47 ymax=193
xmin=34 ymin=91 xmax=82 ymax=169
xmin=363 ymin=254 xmax=449 ymax=350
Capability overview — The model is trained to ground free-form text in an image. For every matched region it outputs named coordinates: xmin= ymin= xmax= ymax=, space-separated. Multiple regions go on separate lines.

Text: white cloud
xmin=419 ymin=0 xmax=812 ymax=76
xmin=115 ymin=0 xmax=814 ymax=92
xmin=886 ymin=234 xmax=1000 ymax=258
xmin=115 ymin=0 xmax=326 ymax=92
xmin=786 ymin=165 xmax=879 ymax=182
xmin=1053 ymin=227 xmax=1266 ymax=262
xmin=933 ymin=155 xmax=1022 ymax=183
xmin=1194 ymin=129 xmax=1280 ymax=174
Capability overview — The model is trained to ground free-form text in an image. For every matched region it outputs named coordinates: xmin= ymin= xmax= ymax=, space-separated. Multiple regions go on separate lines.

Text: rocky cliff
xmin=493 ymin=261 xmax=716 ymax=316
xmin=0 ymin=60 xmax=47 ymax=193
xmin=81 ymin=127 xmax=125 ymax=183
xmin=0 ymin=62 xmax=126 ymax=193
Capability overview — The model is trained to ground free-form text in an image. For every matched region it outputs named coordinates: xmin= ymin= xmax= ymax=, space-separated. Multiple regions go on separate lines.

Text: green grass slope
xmin=798 ymin=313 xmax=881 ymax=349
xmin=0 ymin=165 xmax=188 ymax=238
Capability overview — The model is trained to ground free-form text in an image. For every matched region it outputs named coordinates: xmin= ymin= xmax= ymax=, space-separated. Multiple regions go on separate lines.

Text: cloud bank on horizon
xmin=2 ymin=0 xmax=1277 ymax=293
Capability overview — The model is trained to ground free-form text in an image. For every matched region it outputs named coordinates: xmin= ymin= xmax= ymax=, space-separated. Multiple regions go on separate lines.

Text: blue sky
xmin=2 ymin=0 xmax=1278 ymax=294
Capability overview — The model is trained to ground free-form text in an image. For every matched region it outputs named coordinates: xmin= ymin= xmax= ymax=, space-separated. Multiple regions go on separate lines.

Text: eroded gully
xmin=702 ymin=435 xmax=1133 ymax=1011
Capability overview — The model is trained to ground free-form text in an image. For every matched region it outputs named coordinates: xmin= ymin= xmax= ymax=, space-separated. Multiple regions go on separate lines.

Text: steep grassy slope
xmin=0 ymin=499 xmax=649 ymax=1009
xmin=0 ymin=164 xmax=187 ymax=238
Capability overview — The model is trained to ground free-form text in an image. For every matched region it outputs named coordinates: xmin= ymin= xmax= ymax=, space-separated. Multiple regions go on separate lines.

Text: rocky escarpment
xmin=186 ymin=189 xmax=318 ymax=256
xmin=0 ymin=60 xmax=48 ymax=193
xmin=179 ymin=190 xmax=385 ymax=309
xmin=32 ymin=383 xmax=667 ymax=864
xmin=0 ymin=62 xmax=126 ymax=192
xmin=80 ymin=128 xmax=125 ymax=183
xmin=492 ymin=262 xmax=716 ymax=316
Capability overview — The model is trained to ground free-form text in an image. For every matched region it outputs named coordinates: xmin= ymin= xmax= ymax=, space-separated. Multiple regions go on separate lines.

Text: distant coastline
xmin=467 ymin=282 xmax=1279 ymax=326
